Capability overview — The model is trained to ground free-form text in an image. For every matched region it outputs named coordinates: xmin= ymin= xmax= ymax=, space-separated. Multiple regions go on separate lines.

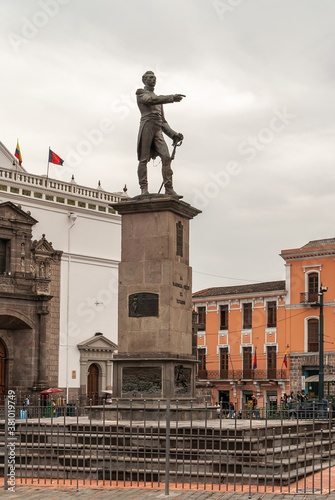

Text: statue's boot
xmin=138 ymin=161 xmax=150 ymax=196
xmin=165 ymin=186 xmax=181 ymax=197
xmin=163 ymin=162 xmax=181 ymax=198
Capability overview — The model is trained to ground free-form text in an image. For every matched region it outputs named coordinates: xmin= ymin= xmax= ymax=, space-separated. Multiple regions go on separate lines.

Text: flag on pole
xmin=15 ymin=140 xmax=22 ymax=165
xmin=283 ymin=349 xmax=288 ymax=368
xmin=49 ymin=148 xmax=64 ymax=166
xmin=253 ymin=347 xmax=257 ymax=370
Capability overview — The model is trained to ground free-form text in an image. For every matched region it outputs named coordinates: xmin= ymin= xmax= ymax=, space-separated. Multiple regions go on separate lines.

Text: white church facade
xmin=0 ymin=141 xmax=125 ymax=402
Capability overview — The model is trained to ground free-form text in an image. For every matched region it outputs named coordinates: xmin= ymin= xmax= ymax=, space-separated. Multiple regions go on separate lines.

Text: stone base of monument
xmin=112 ymin=354 xmax=197 ymax=402
xmin=87 ymin=402 xmax=217 ymax=421
xmin=110 ymin=195 xmax=201 ymax=414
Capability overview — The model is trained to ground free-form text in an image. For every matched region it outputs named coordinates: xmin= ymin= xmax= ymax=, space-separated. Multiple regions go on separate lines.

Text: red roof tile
xmin=193 ymin=280 xmax=286 ymax=298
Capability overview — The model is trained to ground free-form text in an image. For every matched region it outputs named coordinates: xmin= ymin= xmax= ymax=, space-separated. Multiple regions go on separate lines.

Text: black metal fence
xmin=1 ymin=397 xmax=335 ymax=495
xmin=0 ymin=393 xmax=106 ymax=409
xmin=221 ymin=400 xmax=334 ymax=421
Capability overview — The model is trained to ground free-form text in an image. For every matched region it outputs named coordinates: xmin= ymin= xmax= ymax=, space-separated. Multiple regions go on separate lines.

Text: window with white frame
xmin=219 ymin=305 xmax=228 ymax=330
xmin=198 ymin=348 xmax=207 ymax=377
xmin=197 ymin=306 xmax=206 ymax=331
xmin=242 ymin=303 xmax=252 ymax=329
xmin=308 ymin=272 xmax=319 ymax=302
xmin=267 ymin=345 xmax=277 ymax=378
xmin=219 ymin=347 xmax=229 ymax=378
xmin=308 ymin=318 xmax=319 ymax=352
xmin=242 ymin=346 xmax=252 ymax=378
xmin=267 ymin=301 xmax=277 ymax=328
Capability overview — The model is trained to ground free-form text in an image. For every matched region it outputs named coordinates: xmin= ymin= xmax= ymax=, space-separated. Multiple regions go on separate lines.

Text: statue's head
xmin=142 ymin=70 xmax=156 ymax=86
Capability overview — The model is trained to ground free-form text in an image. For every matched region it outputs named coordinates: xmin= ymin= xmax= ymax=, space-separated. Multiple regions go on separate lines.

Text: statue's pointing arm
xmin=136 ymin=89 xmax=183 ymax=105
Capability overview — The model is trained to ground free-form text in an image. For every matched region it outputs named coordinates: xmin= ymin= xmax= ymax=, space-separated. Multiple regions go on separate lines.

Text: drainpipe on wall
xmin=66 ymin=212 xmax=77 ymax=402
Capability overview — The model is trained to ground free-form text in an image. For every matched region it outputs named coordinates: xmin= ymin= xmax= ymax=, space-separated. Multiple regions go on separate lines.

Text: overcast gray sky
xmin=1 ymin=0 xmax=335 ymax=292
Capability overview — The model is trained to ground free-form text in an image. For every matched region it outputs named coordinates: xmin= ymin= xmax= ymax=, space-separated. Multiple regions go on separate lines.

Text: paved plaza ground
xmin=0 ymin=489 xmax=335 ymax=500
xmin=1 ymin=417 xmax=334 ymax=499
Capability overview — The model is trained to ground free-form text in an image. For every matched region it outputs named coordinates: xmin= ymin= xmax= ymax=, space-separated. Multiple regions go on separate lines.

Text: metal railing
xmin=0 ymin=167 xmax=125 ymax=215
xmin=1 ymin=397 xmax=334 ymax=495
xmin=300 ymin=292 xmax=319 ymax=304
xmin=0 ymin=393 xmax=108 ymax=410
xmin=198 ymin=369 xmax=288 ymax=380
xmin=0 ymin=167 xmax=123 ymax=203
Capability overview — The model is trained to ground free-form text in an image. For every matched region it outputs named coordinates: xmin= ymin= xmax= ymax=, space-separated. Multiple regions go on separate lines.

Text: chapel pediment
xmin=32 ymin=234 xmax=57 ymax=256
xmin=77 ymin=333 xmax=117 ymax=352
xmin=0 ymin=201 xmax=37 ymax=226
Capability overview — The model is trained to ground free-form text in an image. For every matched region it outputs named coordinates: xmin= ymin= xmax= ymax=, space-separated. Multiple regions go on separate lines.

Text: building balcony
xmin=0 ymin=166 xmax=126 ymax=214
xmin=300 ymin=292 xmax=319 ymax=304
xmin=197 ymin=369 xmax=288 ymax=381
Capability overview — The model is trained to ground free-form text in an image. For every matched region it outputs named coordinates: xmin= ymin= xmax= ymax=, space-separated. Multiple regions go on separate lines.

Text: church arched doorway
xmin=87 ymin=363 xmax=99 ymax=404
xmin=0 ymin=339 xmax=7 ymax=405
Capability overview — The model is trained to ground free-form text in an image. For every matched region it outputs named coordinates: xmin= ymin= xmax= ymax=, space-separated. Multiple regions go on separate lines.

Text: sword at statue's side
xmin=158 ymin=138 xmax=183 ymax=194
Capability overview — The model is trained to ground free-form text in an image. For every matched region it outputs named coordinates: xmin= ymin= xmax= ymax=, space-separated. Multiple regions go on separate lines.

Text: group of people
xmin=21 ymin=395 xmax=30 ymax=419
xmin=45 ymin=397 xmax=66 ymax=417
xmin=214 ymin=390 xmax=311 ymax=420
xmin=215 ymin=401 xmax=235 ymax=419
xmin=215 ymin=395 xmax=259 ymax=419
xmin=280 ymin=390 xmax=307 ymax=405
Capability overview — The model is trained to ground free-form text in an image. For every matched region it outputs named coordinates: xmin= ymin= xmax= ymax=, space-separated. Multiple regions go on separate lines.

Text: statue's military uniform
xmin=136 ymin=87 xmax=178 ymax=192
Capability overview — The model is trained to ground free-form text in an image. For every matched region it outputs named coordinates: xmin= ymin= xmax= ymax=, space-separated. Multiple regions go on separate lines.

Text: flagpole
xmin=46 ymin=147 xmax=50 ymax=181
xmin=16 ymin=138 xmax=18 ymax=173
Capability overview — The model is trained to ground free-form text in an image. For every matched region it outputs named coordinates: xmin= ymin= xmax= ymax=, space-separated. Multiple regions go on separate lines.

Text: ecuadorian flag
xmin=253 ymin=347 xmax=257 ymax=370
xmin=283 ymin=349 xmax=288 ymax=368
xmin=15 ymin=140 xmax=22 ymax=165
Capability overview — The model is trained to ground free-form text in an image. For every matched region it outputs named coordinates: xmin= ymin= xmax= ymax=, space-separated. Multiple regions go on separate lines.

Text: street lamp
xmin=310 ymin=284 xmax=327 ymax=401
xmin=318 ymin=285 xmax=328 ymax=402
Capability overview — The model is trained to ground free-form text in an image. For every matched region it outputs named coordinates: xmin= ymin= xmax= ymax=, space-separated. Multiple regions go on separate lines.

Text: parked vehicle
xmin=288 ymin=400 xmax=334 ymax=420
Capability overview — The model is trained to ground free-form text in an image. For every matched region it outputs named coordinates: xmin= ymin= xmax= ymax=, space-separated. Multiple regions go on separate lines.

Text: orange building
xmin=193 ymin=238 xmax=335 ymax=410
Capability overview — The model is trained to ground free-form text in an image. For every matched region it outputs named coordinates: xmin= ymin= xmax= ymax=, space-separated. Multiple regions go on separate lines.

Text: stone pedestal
xmin=111 ymin=195 xmax=201 ymax=401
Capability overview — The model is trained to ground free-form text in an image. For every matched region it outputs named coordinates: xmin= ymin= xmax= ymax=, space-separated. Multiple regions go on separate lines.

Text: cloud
xmin=1 ymin=0 xmax=335 ymax=292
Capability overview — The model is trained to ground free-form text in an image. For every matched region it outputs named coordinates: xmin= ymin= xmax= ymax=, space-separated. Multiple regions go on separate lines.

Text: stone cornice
xmin=280 ymin=249 xmax=335 ymax=260
xmin=61 ymin=252 xmax=119 ymax=267
xmin=0 ymin=290 xmax=52 ymax=301
xmin=113 ymin=354 xmax=197 ymax=361
xmin=193 ymin=290 xmax=286 ymax=302
xmin=111 ymin=194 xmax=201 ymax=220
xmin=290 ymin=351 xmax=335 ymax=357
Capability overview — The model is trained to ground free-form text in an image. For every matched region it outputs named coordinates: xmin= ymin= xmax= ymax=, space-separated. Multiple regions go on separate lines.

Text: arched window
xmin=308 ymin=273 xmax=319 ymax=302
xmin=308 ymin=318 xmax=319 ymax=352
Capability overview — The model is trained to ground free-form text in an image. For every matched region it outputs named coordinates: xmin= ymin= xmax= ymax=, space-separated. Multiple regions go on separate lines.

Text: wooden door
xmin=87 ymin=363 xmax=99 ymax=404
xmin=0 ymin=340 xmax=6 ymax=405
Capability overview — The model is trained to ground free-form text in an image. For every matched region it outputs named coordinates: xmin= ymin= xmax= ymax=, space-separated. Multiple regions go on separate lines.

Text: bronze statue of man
xmin=136 ymin=70 xmax=185 ymax=197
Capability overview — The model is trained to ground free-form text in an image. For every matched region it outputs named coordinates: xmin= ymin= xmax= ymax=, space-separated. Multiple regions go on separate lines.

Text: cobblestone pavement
xmin=0 ymin=489 xmax=335 ymax=499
